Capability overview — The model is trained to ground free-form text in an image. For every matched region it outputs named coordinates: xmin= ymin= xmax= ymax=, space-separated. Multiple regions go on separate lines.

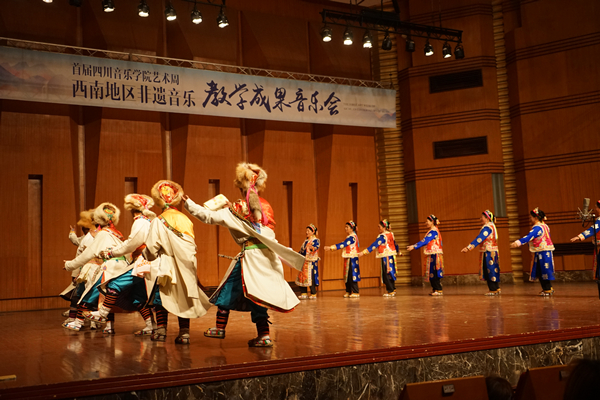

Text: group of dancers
xmin=61 ymin=161 xmax=600 ymax=346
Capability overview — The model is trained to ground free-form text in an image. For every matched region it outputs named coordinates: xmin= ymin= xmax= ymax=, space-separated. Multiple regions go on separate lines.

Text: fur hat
xmin=234 ymin=163 xmax=268 ymax=225
xmin=76 ymin=209 xmax=96 ymax=230
xmin=151 ymin=180 xmax=184 ymax=209
xmin=93 ymin=202 xmax=120 ymax=227
xmin=234 ymin=163 xmax=267 ymax=193
xmin=124 ymin=194 xmax=156 ymax=219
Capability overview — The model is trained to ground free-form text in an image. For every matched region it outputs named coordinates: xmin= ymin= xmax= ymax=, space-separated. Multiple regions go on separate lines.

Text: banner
xmin=0 ymin=46 xmax=396 ymax=128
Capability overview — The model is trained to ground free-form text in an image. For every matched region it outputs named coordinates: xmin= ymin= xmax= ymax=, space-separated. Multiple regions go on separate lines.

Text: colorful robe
xmin=468 ymin=222 xmax=500 ymax=283
xmin=364 ymin=232 xmax=397 ymax=282
xmin=577 ymin=217 xmax=600 ymax=279
xmin=296 ymin=237 xmax=320 ymax=287
xmin=517 ymin=223 xmax=555 ymax=281
xmin=414 ymin=227 xmax=443 ymax=281
xmin=333 ymin=233 xmax=361 ymax=283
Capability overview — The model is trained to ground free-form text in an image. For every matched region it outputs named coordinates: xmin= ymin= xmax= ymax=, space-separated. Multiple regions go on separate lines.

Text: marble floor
xmin=1 ymin=281 xmax=600 ymax=392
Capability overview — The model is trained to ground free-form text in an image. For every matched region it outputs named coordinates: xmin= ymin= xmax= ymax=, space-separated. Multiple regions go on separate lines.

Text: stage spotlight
xmin=165 ymin=1 xmax=176 ymax=21
xmin=138 ymin=0 xmax=149 ymax=17
xmin=69 ymin=0 xmax=82 ymax=6
xmin=454 ymin=42 xmax=465 ymax=59
xmin=191 ymin=4 xmax=202 ymax=24
xmin=321 ymin=26 xmax=332 ymax=42
xmin=424 ymin=39 xmax=434 ymax=56
xmin=442 ymin=41 xmax=452 ymax=58
xmin=382 ymin=32 xmax=392 ymax=51
xmin=343 ymin=27 xmax=353 ymax=45
xmin=217 ymin=7 xmax=229 ymax=28
xmin=102 ymin=0 xmax=115 ymax=12
xmin=362 ymin=30 xmax=373 ymax=48
xmin=405 ymin=37 xmax=415 ymax=52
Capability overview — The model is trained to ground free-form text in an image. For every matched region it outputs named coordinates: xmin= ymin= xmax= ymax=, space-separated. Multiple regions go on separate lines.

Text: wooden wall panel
xmin=0 ymin=102 xmax=76 ymax=300
xmin=180 ymin=116 xmax=243 ymax=287
xmin=91 ymin=108 xmax=163 ymax=240
xmin=313 ymin=132 xmax=380 ymax=291
xmin=506 ymin=0 xmax=600 ymax=276
xmin=246 ymin=125 xmax=318 ymax=282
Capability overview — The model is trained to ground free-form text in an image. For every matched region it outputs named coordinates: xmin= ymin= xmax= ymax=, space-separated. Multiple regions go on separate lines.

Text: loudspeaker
xmin=513 ymin=364 xmax=572 ymax=400
xmin=399 ymin=375 xmax=488 ymax=400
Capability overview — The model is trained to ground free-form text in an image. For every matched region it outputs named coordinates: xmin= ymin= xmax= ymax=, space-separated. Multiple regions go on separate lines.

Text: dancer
xmin=461 ymin=210 xmax=501 ymax=296
xmin=85 ymin=194 xmax=157 ymax=336
xmin=64 ymin=203 xmax=127 ymax=332
xmin=570 ymin=200 xmax=600 ymax=280
xmin=61 ymin=210 xmax=96 ymax=326
xmin=184 ymin=162 xmax=304 ymax=347
xmin=143 ymin=180 xmax=211 ymax=344
xmin=510 ymin=207 xmax=555 ymax=296
xmin=325 ymin=221 xmax=361 ymax=298
xmin=359 ymin=219 xmax=399 ymax=297
xmin=296 ymin=224 xmax=320 ymax=300
xmin=407 ymin=214 xmax=444 ymax=295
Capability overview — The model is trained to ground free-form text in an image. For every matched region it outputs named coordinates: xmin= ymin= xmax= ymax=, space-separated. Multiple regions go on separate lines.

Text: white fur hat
xmin=76 ymin=209 xmax=96 ymax=230
xmin=234 ymin=163 xmax=267 ymax=193
xmin=151 ymin=180 xmax=184 ymax=209
xmin=124 ymin=194 xmax=156 ymax=219
xmin=93 ymin=202 xmax=120 ymax=227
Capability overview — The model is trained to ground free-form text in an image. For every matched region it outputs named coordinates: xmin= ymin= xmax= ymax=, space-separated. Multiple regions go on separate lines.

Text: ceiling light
xmin=165 ymin=2 xmax=177 ymax=21
xmin=381 ymin=33 xmax=392 ymax=51
xmin=442 ymin=41 xmax=452 ymax=58
xmin=138 ymin=0 xmax=149 ymax=17
xmin=362 ymin=30 xmax=373 ymax=49
xmin=424 ymin=39 xmax=434 ymax=56
xmin=405 ymin=37 xmax=415 ymax=52
xmin=454 ymin=42 xmax=465 ymax=59
xmin=43 ymin=0 xmax=53 ymax=3
xmin=191 ymin=5 xmax=202 ymax=24
xmin=343 ymin=27 xmax=353 ymax=45
xmin=321 ymin=26 xmax=332 ymax=42
xmin=217 ymin=7 xmax=229 ymax=28
xmin=102 ymin=0 xmax=115 ymax=12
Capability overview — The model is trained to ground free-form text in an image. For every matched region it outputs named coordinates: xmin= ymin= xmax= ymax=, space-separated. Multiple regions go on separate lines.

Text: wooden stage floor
xmin=1 ymin=282 xmax=600 ymax=398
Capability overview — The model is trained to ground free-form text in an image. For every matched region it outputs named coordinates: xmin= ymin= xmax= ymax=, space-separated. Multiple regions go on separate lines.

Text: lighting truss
xmin=320 ymin=9 xmax=463 ymax=43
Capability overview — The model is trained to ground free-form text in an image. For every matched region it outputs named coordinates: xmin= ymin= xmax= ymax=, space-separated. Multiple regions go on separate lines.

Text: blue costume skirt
xmin=381 ymin=256 xmax=397 ymax=281
xmin=344 ymin=257 xmax=361 ymax=282
xmin=104 ymin=272 xmax=148 ymax=311
xmin=529 ymin=250 xmax=555 ymax=281
xmin=424 ymin=254 xmax=444 ymax=281
xmin=480 ymin=251 xmax=500 ymax=282
xmin=81 ymin=274 xmax=103 ymax=308
xmin=213 ymin=260 xmax=268 ymax=323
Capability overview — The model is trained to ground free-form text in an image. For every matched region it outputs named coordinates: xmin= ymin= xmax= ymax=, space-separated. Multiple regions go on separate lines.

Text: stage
xmin=1 ymin=282 xmax=600 ymax=399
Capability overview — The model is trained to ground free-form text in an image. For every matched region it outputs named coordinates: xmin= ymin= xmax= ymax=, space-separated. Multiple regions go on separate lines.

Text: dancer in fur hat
xmin=85 ymin=194 xmax=157 ymax=336
xmin=143 ymin=180 xmax=211 ymax=344
xmin=61 ymin=210 xmax=97 ymax=327
xmin=64 ymin=203 xmax=127 ymax=332
xmin=184 ymin=162 xmax=304 ymax=347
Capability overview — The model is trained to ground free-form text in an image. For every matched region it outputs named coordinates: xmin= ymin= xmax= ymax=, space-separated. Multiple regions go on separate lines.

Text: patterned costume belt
xmin=102 ymin=256 xmax=127 ymax=262
xmin=244 ymin=243 xmax=268 ymax=250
